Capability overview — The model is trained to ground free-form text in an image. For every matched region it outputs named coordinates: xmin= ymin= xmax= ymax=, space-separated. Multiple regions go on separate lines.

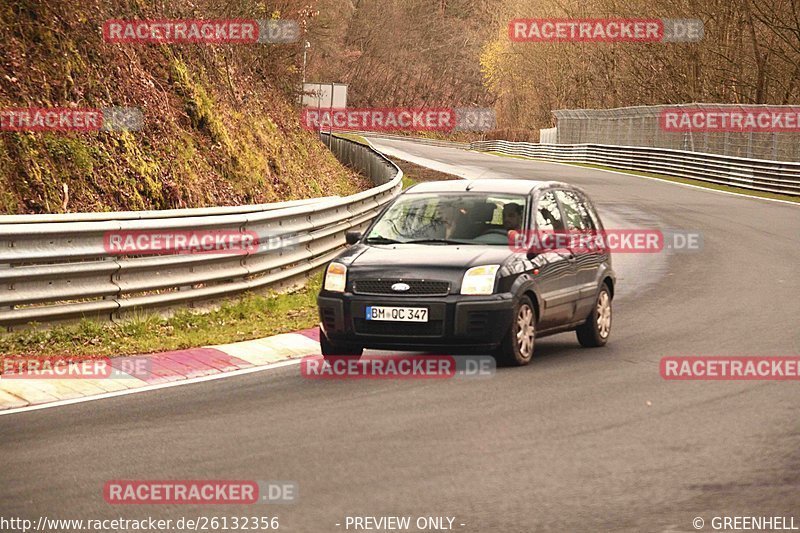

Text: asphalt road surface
xmin=2 ymin=138 xmax=799 ymax=532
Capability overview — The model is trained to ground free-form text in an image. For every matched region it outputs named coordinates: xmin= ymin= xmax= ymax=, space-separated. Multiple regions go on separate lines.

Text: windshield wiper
xmin=366 ymin=237 xmax=471 ymax=245
xmin=365 ymin=236 xmax=402 ymax=244
xmin=403 ymin=238 xmax=470 ymax=245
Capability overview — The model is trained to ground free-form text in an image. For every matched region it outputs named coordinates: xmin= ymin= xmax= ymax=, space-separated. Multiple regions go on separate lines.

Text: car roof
xmin=405 ymin=179 xmax=573 ymax=195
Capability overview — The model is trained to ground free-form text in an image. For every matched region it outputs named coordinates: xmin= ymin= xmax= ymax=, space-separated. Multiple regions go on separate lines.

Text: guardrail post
xmin=106 ymin=256 xmax=121 ymax=323
xmin=178 ymin=283 xmax=195 ymax=309
xmin=1 ymin=263 xmax=12 ymax=332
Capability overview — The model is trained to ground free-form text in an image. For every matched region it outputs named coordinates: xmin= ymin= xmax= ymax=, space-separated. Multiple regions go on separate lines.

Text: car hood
xmin=339 ymin=243 xmax=514 ymax=281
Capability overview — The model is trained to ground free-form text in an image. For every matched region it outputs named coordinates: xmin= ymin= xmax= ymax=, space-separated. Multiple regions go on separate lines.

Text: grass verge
xmin=483 ymin=151 xmax=799 ymax=203
xmin=386 ymin=156 xmax=460 ymax=189
xmin=335 ymin=133 xmax=371 ymax=146
xmin=0 ymin=275 xmax=322 ymax=357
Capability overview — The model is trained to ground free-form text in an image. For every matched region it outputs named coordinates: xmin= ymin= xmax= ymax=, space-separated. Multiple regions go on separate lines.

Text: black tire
xmin=495 ymin=295 xmax=536 ymax=367
xmin=576 ymin=284 xmax=612 ymax=347
xmin=320 ymin=332 xmax=363 ymax=360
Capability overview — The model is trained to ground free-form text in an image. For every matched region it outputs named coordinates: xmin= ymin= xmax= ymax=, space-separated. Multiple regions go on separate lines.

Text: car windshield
xmin=366 ymin=192 xmax=528 ymax=245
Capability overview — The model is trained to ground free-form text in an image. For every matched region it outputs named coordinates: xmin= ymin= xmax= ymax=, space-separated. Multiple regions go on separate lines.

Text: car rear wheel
xmin=320 ymin=332 xmax=363 ymax=360
xmin=576 ymin=284 xmax=612 ymax=347
xmin=495 ymin=295 xmax=536 ymax=366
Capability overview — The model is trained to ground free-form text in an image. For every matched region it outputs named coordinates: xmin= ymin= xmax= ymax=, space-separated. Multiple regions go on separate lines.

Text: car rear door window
xmin=536 ymin=191 xmax=565 ymax=231
xmin=556 ymin=190 xmax=595 ymax=231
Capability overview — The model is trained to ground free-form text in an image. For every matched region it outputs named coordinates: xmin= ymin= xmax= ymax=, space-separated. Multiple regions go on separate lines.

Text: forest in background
xmin=306 ymin=0 xmax=798 ymax=130
xmin=1 ymin=0 xmax=797 ymax=213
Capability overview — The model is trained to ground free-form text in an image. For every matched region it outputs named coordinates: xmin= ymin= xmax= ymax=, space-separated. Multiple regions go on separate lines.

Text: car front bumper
xmin=317 ymin=291 xmax=515 ymax=352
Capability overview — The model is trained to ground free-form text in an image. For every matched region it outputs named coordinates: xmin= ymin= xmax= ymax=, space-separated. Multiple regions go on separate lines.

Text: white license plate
xmin=366 ymin=306 xmax=428 ymax=322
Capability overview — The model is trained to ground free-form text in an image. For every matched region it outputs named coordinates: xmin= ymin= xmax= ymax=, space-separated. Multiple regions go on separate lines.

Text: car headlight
xmin=460 ymin=265 xmax=500 ymax=295
xmin=324 ymin=262 xmax=347 ymax=292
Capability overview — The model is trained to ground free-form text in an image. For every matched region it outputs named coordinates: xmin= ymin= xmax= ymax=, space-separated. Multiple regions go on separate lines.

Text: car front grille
xmin=352 ymin=279 xmax=450 ymax=297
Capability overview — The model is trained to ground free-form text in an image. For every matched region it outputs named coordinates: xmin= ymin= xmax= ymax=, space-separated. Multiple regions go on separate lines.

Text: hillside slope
xmin=0 ymin=0 xmax=367 ymax=215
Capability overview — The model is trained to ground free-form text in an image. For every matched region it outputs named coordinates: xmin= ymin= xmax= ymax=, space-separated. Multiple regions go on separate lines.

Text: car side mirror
xmin=345 ymin=231 xmax=362 ymax=245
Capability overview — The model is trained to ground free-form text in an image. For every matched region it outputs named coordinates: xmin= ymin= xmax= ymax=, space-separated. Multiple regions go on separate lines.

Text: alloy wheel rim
xmin=516 ymin=304 xmax=535 ymax=359
xmin=597 ymin=290 xmax=612 ymax=339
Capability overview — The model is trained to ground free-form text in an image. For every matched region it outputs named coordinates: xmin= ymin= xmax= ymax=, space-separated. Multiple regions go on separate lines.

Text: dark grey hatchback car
xmin=317 ymin=179 xmax=615 ymax=366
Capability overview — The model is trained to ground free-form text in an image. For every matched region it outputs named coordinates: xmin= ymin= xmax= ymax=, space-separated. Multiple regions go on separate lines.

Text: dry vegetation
xmin=481 ymin=0 xmax=800 ymax=129
xmin=0 ymin=0 xmax=368 ymax=214
xmin=304 ymin=0 xmax=797 ymax=138
xmin=308 ymin=0 xmax=797 ymax=129
xmin=304 ymin=0 xmax=498 ymax=108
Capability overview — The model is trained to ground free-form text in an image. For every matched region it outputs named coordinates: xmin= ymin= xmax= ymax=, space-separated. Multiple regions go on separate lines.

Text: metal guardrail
xmin=0 ymin=133 xmax=403 ymax=329
xmin=470 ymin=140 xmax=800 ymax=197
xmin=0 ymin=198 xmax=336 ymax=225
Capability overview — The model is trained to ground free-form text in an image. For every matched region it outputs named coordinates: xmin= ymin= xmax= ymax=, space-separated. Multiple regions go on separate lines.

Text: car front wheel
xmin=495 ymin=295 xmax=536 ymax=366
xmin=576 ymin=284 xmax=612 ymax=347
